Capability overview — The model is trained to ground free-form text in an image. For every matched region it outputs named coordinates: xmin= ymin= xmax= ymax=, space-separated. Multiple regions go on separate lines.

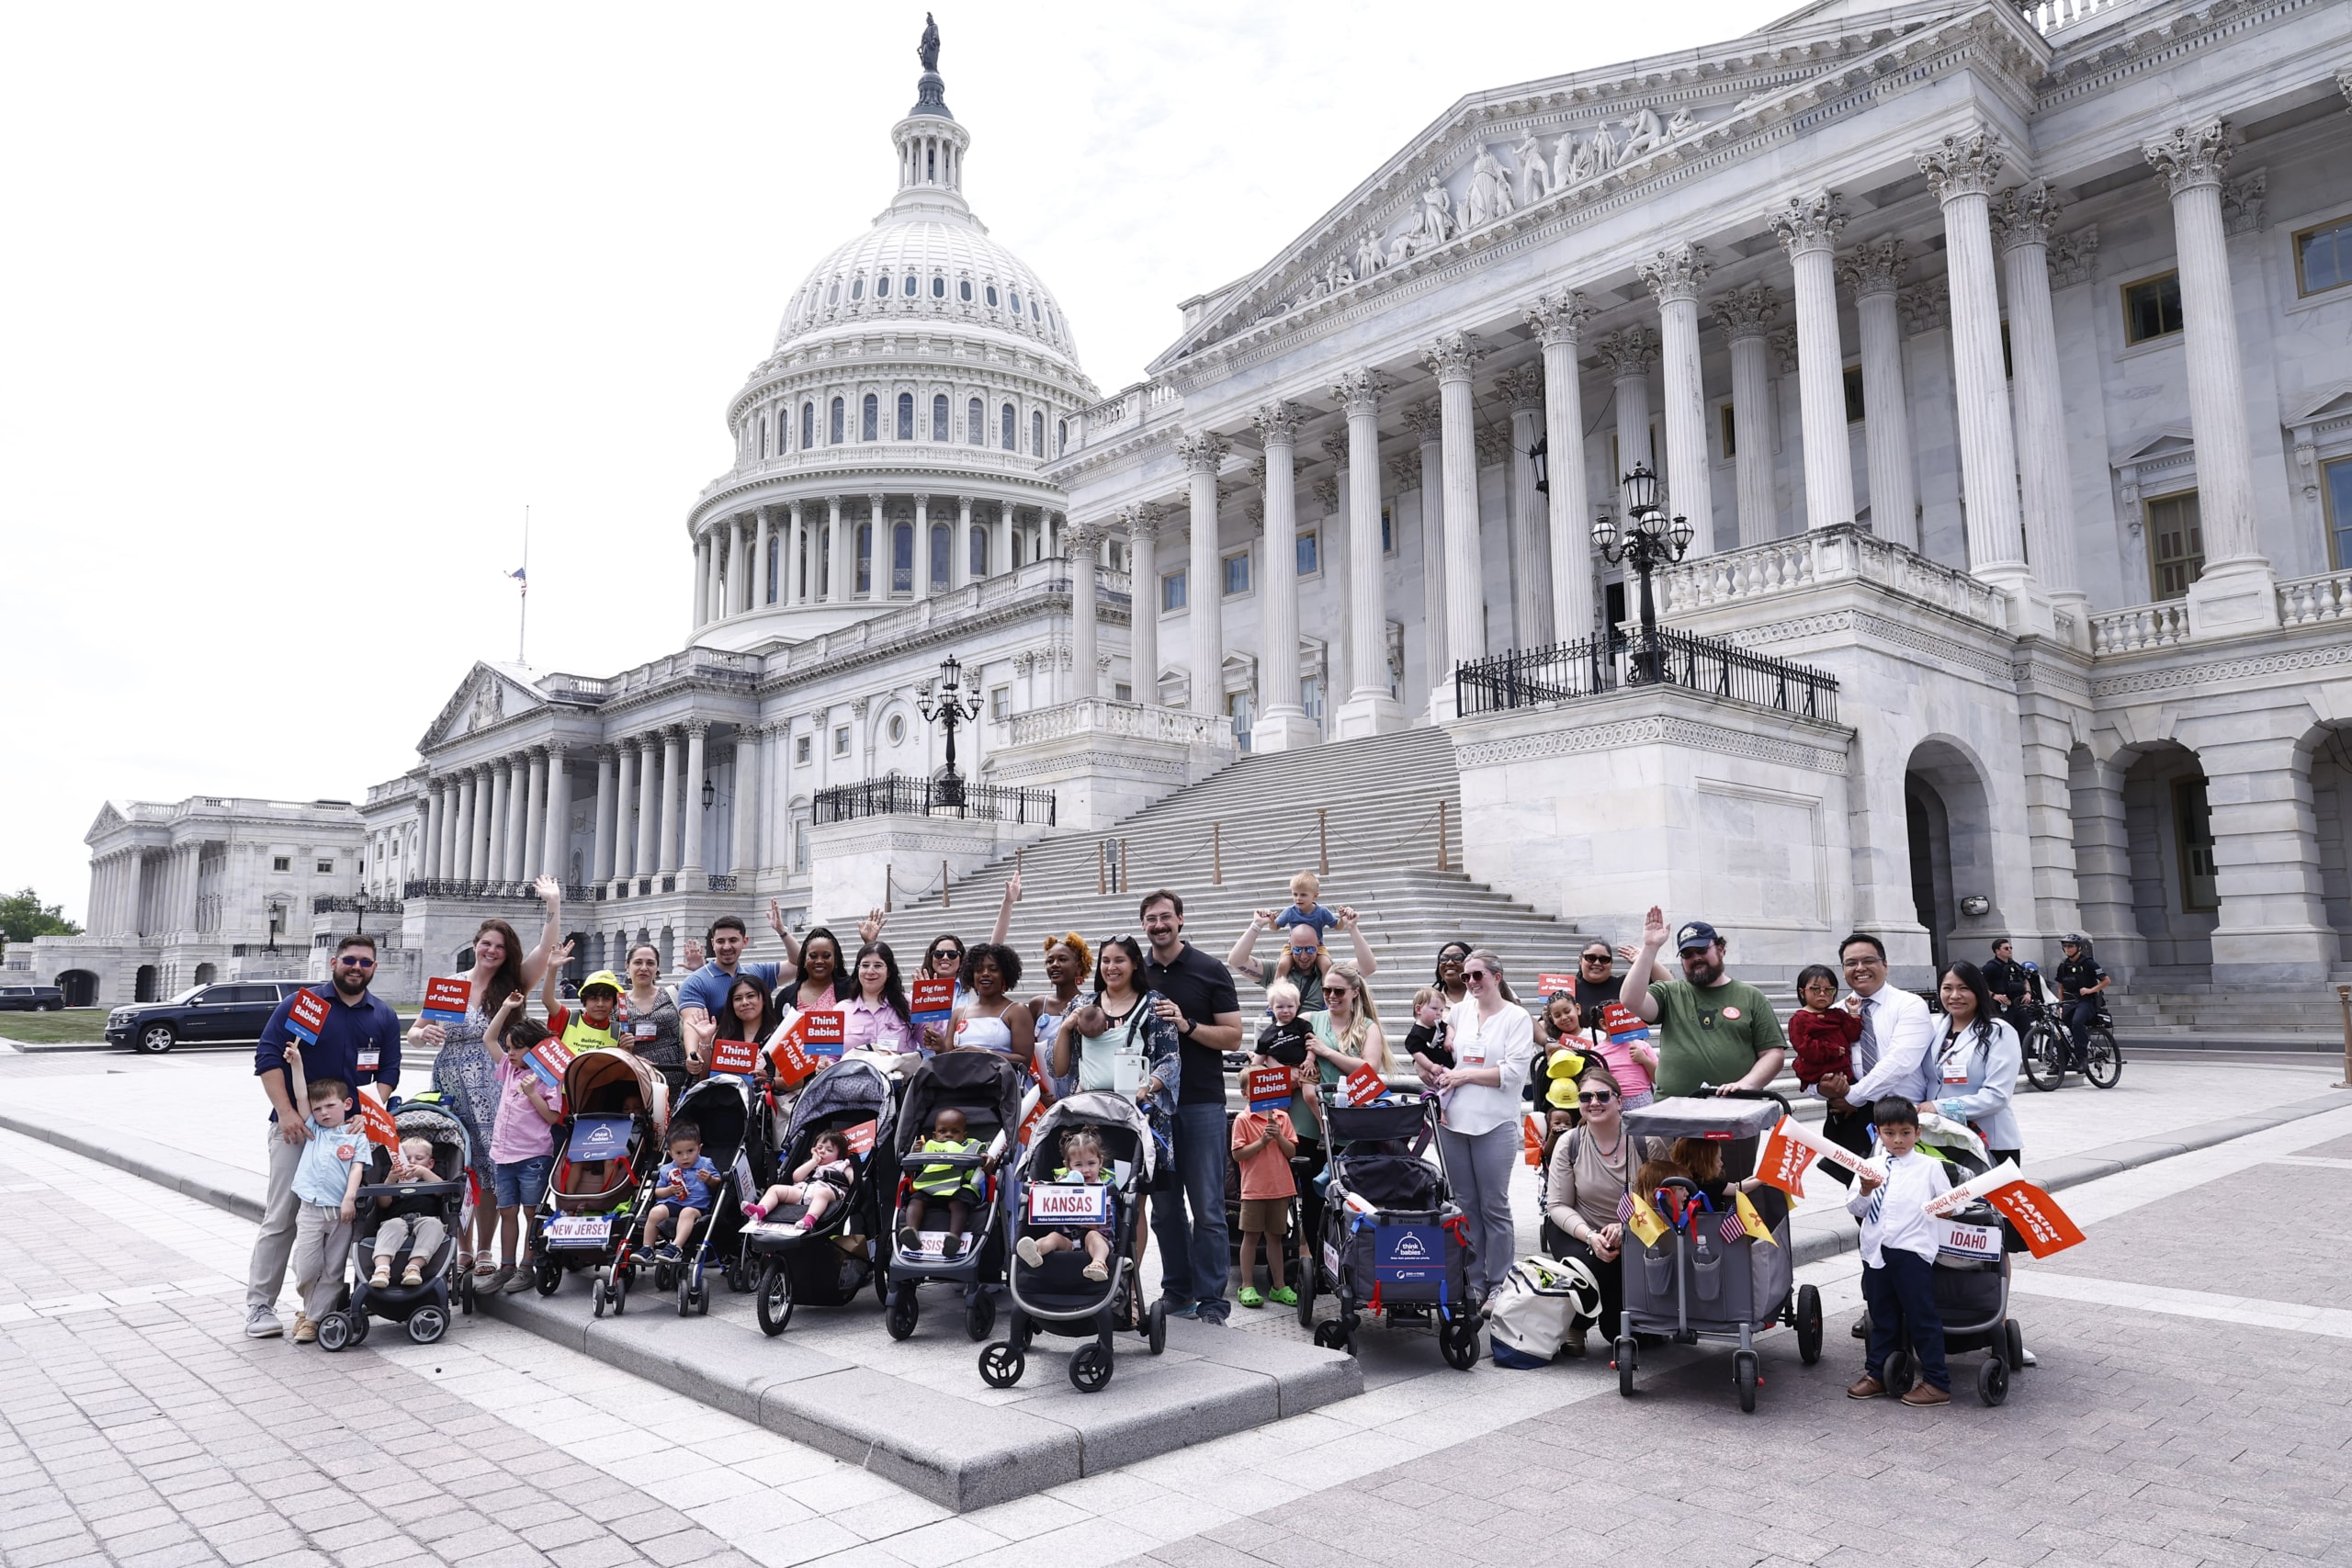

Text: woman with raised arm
xmin=1052 ymin=935 xmax=1181 ymax=1290
xmin=1420 ymin=947 xmax=1536 ymax=1312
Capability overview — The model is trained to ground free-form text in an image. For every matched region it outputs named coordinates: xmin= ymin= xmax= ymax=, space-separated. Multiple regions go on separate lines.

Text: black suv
xmin=107 ymin=981 xmax=313 ymax=1055
xmin=0 ymin=984 xmax=66 ymax=1011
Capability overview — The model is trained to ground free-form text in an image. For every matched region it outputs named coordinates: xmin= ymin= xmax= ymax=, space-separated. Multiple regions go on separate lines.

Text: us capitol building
xmin=23 ymin=0 xmax=2352 ymax=1018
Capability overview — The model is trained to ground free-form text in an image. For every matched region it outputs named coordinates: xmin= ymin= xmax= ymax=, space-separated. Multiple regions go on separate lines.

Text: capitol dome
xmin=684 ymin=22 xmax=1099 ymax=653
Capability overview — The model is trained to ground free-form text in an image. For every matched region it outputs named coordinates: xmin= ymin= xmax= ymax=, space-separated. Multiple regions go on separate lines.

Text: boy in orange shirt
xmin=1229 ymin=1102 xmax=1299 ymax=1308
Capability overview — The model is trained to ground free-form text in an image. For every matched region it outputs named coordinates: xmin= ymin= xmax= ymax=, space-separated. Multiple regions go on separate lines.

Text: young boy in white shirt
xmin=1845 ymin=1097 xmax=1953 ymax=1408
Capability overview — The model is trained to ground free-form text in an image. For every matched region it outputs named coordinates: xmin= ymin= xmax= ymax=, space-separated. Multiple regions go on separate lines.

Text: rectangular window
xmin=833 ymin=727 xmax=850 ymax=758
xmin=1380 ymin=504 xmax=1396 ymax=556
xmin=795 ymin=735 xmax=811 ymax=765
xmin=2122 ymin=271 xmax=2185 ymax=345
xmin=272 ymin=856 xmax=291 ymax=872
xmin=1114 ymin=682 xmax=1134 ymax=703
xmin=2172 ymin=776 xmax=2218 ymax=912
xmin=1300 ymin=674 xmax=1324 ymax=726
xmin=2324 ymin=456 xmax=2352 ymax=570
xmin=1843 ymin=366 xmax=1865 ymax=424
xmin=2294 ymin=213 xmax=2352 ymax=297
xmin=989 ymin=685 xmax=1011 ymax=722
xmin=1296 ymin=530 xmax=1319 ymax=577
xmin=1719 ymin=403 xmax=1736 ymax=459
xmin=1221 ymin=549 xmax=1250 ymax=597
xmin=315 ymin=860 xmax=333 ymax=874
xmin=794 ymin=818 xmax=810 ymax=873
xmin=1227 ymin=690 xmax=1254 ymax=753
xmin=1160 ymin=568 xmax=1187 ymax=614
xmin=2145 ymin=490 xmax=2204 ymax=601
xmin=2000 ymin=320 xmax=2013 ymax=380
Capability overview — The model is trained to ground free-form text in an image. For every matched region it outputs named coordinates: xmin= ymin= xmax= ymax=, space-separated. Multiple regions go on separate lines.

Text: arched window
xmin=1009 ymin=289 xmax=1023 ymax=315
xmin=932 ymin=275 xmax=945 ymax=299
xmin=967 ymin=397 xmax=983 ymax=445
xmin=892 ymin=523 xmax=914 ymax=592
xmin=903 ymin=275 xmax=918 ymax=298
xmin=875 ymin=272 xmax=889 ymax=298
xmin=1032 ymin=411 xmax=1045 ymax=456
xmin=969 ymin=524 xmax=989 ymax=579
xmin=1057 ymin=418 xmax=1069 ymax=454
xmin=932 ymin=394 xmax=948 ymax=442
xmin=959 ymin=279 xmax=973 ymax=302
xmin=850 ymin=277 xmax=865 ymax=300
xmin=1031 ymin=299 xmax=1042 ymax=321
xmin=896 ymin=392 xmax=914 ymax=440
xmin=929 ymin=522 xmax=950 ymax=588
xmin=827 ymin=280 xmax=840 ymax=305
xmin=758 ymin=415 xmax=768 ymax=457
xmin=766 ymin=541 xmax=778 ymax=604
xmin=801 ymin=401 xmax=814 ymax=448
xmin=861 ymin=393 xmax=878 ymax=442
xmin=985 ymin=285 xmax=1000 ymax=308
xmin=830 ymin=398 xmax=845 ymax=444
xmin=1001 ymin=402 xmax=1016 ymax=451
xmin=856 ymin=525 xmax=873 ymax=594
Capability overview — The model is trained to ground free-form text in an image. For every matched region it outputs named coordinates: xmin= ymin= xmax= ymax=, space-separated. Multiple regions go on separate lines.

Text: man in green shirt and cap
xmin=1618 ymin=907 xmax=1786 ymax=1099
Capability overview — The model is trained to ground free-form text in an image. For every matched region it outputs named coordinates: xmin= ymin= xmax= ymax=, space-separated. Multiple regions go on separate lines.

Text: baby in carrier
xmin=1013 ymin=1129 xmax=1115 ymax=1281
xmin=368 ymin=1138 xmax=447 ymax=1289
xmin=744 ymin=1131 xmax=855 ymax=1231
xmin=1637 ymin=1138 xmax=1765 ymax=1209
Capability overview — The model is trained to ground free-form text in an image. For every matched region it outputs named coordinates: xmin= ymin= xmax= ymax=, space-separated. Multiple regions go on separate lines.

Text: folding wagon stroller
xmin=1612 ymin=1091 xmax=1823 ymax=1413
xmin=529 ymin=1048 xmax=666 ymax=1314
xmin=978 ymin=1090 xmax=1170 ymax=1393
xmin=650 ymin=1073 xmax=762 ymax=1315
xmin=1301 ymin=1086 xmax=1480 ymax=1370
xmin=747 ymin=1057 xmax=896 ymax=1335
xmin=886 ymin=1050 xmax=1025 ymax=1343
xmin=317 ymin=1099 xmax=470 ymax=1350
xmin=1876 ymin=1115 xmax=2027 ymax=1407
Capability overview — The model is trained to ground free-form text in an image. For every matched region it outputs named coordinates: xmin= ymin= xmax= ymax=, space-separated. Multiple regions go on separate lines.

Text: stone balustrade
xmin=1651 ymin=523 xmax=2008 ymax=630
xmin=2276 ymin=567 xmax=2352 ymax=627
xmin=2087 ymin=600 xmax=2189 ymax=654
xmin=694 ymin=440 xmax=1044 ymax=504
xmin=1004 ymin=697 xmax=1236 ymax=751
xmin=1069 ymin=379 xmax=1182 ymax=450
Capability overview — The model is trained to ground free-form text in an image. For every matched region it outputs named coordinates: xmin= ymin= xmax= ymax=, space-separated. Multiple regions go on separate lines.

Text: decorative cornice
xmin=2091 ymin=632 xmax=2352 ymax=699
xmin=1895 ymin=279 xmax=1951 ymax=336
xmin=1250 ymin=400 xmax=1303 ymax=447
xmin=2043 ymin=222 xmax=2097 ymax=288
xmin=1330 ymin=367 xmax=1392 ymax=417
xmin=1453 ymin=712 xmax=1849 ymax=775
xmin=1636 ymin=243 xmax=1712 ymax=307
xmin=1116 ymin=502 xmax=1167 ymax=542
xmin=1595 ymin=325 xmax=1660 ymax=378
xmin=1768 ymin=190 xmax=1846 ymax=256
xmin=1494 ymin=364 xmax=1546 ymax=412
xmin=1916 ymin=131 xmax=2005 ymax=202
xmin=1991 ymin=182 xmax=2061 ymax=252
xmin=1523 ymin=288 xmax=1596 ymax=348
xmin=1708 ymin=282 xmax=1781 ymax=343
xmin=2143 ymin=118 xmax=2232 ymax=197
xmin=1175 ymin=431 xmax=1231 ymax=473
xmin=1835 ymin=236 xmax=1907 ymax=299
xmin=2222 ymin=169 xmax=2266 ymax=235
xmin=1419 ymin=331 xmax=1484 ymax=384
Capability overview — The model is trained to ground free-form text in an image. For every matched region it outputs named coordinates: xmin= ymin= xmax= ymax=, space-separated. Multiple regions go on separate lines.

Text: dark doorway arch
xmin=134 ymin=964 xmax=158 ymax=1002
xmin=58 ymin=970 xmax=97 ymax=1008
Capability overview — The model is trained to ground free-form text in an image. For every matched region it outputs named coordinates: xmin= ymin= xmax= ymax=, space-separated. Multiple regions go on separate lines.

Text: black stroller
xmin=886 ymin=1050 xmax=1026 ymax=1343
xmin=652 ymin=1073 xmax=762 ymax=1316
xmin=980 ymin=1090 xmax=1169 ymax=1393
xmin=1301 ymin=1086 xmax=1480 ymax=1370
xmin=1881 ymin=1116 xmax=2026 ymax=1407
xmin=747 ymin=1057 xmax=896 ymax=1336
xmin=317 ymin=1098 xmax=470 ymax=1349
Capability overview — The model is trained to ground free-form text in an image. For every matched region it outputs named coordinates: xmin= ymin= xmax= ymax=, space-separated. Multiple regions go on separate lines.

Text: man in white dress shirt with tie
xmin=1817 ymin=932 xmax=1936 ymax=1337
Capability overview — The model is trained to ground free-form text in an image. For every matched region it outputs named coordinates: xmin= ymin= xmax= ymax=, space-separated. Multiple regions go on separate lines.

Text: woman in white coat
xmin=1920 ymin=962 xmax=2023 ymax=1168
xmin=1418 ymin=948 xmax=1535 ymax=1310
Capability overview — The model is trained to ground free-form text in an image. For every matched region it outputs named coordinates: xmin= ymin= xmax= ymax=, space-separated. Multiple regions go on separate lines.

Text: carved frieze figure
xmin=1586 ymin=122 xmax=1618 ymax=174
xmin=1354 ymin=231 xmax=1385 ymax=280
xmin=1514 ymin=133 xmax=1551 ymax=205
xmin=1418 ymin=176 xmax=1455 ymax=245
xmin=1618 ymin=107 xmax=1666 ymax=161
xmin=1666 ymin=107 xmax=1698 ymax=139
xmin=1552 ymin=132 xmax=1578 ymax=189
xmin=1466 ymin=146 xmax=1515 ymax=227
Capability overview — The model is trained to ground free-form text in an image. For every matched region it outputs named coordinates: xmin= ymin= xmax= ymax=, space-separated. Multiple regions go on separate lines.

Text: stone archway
xmin=2300 ymin=722 xmax=2351 ymax=969
xmin=134 ymin=964 xmax=158 ymax=1002
xmin=1903 ymin=739 xmax=2000 ymax=974
xmin=193 ymin=963 xmax=217 ymax=987
xmin=2113 ymin=741 xmax=2216 ymax=983
xmin=58 ymin=970 xmax=97 ymax=1008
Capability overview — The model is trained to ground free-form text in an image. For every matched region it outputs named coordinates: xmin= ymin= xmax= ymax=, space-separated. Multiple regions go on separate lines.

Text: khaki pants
xmin=373 ymin=1215 xmax=448 ymax=1274
xmin=245 ymin=1123 xmax=308 ymax=1312
xmin=291 ymin=1202 xmax=353 ymax=1321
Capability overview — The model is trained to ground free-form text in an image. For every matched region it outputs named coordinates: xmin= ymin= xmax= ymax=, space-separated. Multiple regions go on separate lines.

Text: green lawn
xmin=0 ymin=1009 xmax=115 ymax=1044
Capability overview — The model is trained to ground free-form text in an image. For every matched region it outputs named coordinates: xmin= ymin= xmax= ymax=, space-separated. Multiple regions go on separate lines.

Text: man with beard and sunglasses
xmin=1619 ymin=908 xmax=1785 ymax=1100
xmin=1138 ymin=889 xmax=1243 ymax=1324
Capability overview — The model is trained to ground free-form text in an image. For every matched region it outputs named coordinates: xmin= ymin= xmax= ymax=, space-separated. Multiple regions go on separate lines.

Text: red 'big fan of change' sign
xmin=420 ymin=976 xmax=471 ymax=1026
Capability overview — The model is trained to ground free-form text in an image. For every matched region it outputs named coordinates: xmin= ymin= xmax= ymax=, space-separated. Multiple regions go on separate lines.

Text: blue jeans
xmin=2064 ymin=998 xmax=2102 ymax=1058
xmin=1863 ymin=1251 xmax=1949 ymax=1391
xmin=492 ymin=1155 xmax=553 ymax=1210
xmin=1149 ymin=1102 xmax=1232 ymax=1320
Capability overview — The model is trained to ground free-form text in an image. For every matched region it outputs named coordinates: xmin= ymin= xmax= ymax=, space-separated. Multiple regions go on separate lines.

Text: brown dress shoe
xmin=1846 ymin=1375 xmax=1886 ymax=1399
xmin=1899 ymin=1383 xmax=1951 ymax=1407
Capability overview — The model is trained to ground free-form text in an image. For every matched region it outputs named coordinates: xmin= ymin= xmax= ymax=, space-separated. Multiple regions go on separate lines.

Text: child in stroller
xmin=317 ymin=1100 xmax=470 ymax=1351
xmin=744 ymin=1055 xmax=894 ymax=1336
xmin=747 ymin=1132 xmax=854 ymax=1231
xmin=886 ymin=1050 xmax=1024 ymax=1343
xmin=643 ymin=1072 xmax=760 ymax=1316
xmin=980 ymin=1093 xmax=1169 ymax=1393
xmin=531 ymin=1047 xmax=663 ymax=1314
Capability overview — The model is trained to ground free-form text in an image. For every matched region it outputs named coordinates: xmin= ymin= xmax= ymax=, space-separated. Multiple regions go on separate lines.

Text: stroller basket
xmin=1338 ymin=1153 xmax=1443 ymax=1211
xmin=1325 ymin=1097 xmax=1428 ymax=1146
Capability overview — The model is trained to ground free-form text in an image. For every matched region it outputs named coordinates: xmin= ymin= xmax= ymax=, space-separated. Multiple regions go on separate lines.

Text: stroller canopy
xmin=392 ymin=1101 xmax=469 ymax=1180
xmin=781 ymin=1057 xmax=896 ymax=1156
xmin=1623 ymin=1096 xmax=1783 ymax=1143
xmin=895 ymin=1050 xmax=1025 ymax=1156
xmin=1021 ymin=1091 xmax=1154 ymax=1186
xmin=563 ymin=1048 xmax=669 ymax=1132
xmin=671 ymin=1076 xmax=752 ymax=1168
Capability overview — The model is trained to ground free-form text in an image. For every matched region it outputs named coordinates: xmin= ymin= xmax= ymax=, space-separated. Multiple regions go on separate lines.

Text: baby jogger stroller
xmin=887 ymin=1050 xmax=1025 ymax=1343
xmin=1301 ymin=1086 xmax=1480 ymax=1370
xmin=1613 ymin=1091 xmax=1821 ymax=1413
xmin=531 ymin=1048 xmax=666 ymax=1315
xmin=318 ymin=1099 xmax=470 ymax=1350
xmin=1882 ymin=1115 xmax=2027 ymax=1407
xmin=978 ymin=1090 xmax=1169 ymax=1393
xmin=652 ymin=1073 xmax=762 ymax=1316
xmin=747 ymin=1056 xmax=896 ymax=1336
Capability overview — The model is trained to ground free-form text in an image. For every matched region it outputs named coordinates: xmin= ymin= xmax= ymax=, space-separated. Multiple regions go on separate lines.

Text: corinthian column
xmin=1638 ymin=243 xmax=1716 ymax=557
xmin=656 ymin=729 xmax=682 ymax=876
xmin=1069 ymin=524 xmax=1102 ymax=702
xmin=612 ymin=742 xmax=638 ymax=882
xmin=2143 ymin=119 xmax=2278 ymax=635
xmin=681 ymin=722 xmax=708 ymax=883
xmin=1917 ymin=134 xmax=2030 ymax=603
xmin=825 ymin=496 xmax=846 ymax=604
xmin=1838 ymin=238 xmax=1920 ymax=551
xmin=1993 ymin=184 xmax=2086 ymax=624
xmin=1332 ymin=370 xmax=1404 ymax=735
xmin=731 ymin=728 xmax=761 ymax=876
xmin=1177 ymin=431 xmax=1231 ymax=716
xmin=1248 ymin=404 xmax=1316 ymax=750
xmin=912 ymin=494 xmax=931 ymax=602
xmin=1709 ymin=284 xmax=1781 ymax=547
xmin=1769 ymin=191 xmax=1855 ymax=532
xmin=952 ymin=496 xmax=975 ymax=590
xmin=1526 ymin=290 xmax=1597 ymax=640
xmin=1122 ymin=506 xmax=1161 ymax=703
xmin=1495 ymin=365 xmax=1554 ymax=645
xmin=754 ymin=508 xmax=773 ymax=608
xmin=542 ymin=744 xmax=571 ymax=883
xmin=1422 ymin=333 xmax=1487 ymax=681
xmin=424 ymin=782 xmax=447 ymax=880
xmin=786 ymin=501 xmax=806 ymax=604
xmin=592 ymin=747 xmax=616 ymax=884
xmin=634 ymin=735 xmax=661 ymax=881
xmin=1405 ymin=400 xmax=1447 ymax=687
xmin=523 ymin=749 xmax=548 ymax=878
xmin=485 ymin=761 xmax=511 ymax=885
xmin=453 ymin=770 xmax=476 ymax=881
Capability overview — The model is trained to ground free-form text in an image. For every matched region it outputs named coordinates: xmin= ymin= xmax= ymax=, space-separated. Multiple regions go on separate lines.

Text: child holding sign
xmin=282 ymin=1043 xmax=370 ymax=1343
xmin=1846 ymin=1098 xmax=1954 ymax=1408
xmin=1013 ymin=1129 xmax=1117 ymax=1281
xmin=1228 ymin=1102 xmax=1298 ymax=1308
xmin=485 ymin=995 xmax=564 ymax=1293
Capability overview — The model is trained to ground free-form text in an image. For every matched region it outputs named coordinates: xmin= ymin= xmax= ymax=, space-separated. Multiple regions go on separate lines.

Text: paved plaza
xmin=3 ymin=1042 xmax=2349 ymax=1568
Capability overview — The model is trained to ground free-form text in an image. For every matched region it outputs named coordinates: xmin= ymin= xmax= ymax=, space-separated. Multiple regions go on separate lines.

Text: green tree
xmin=0 ymin=887 xmax=81 ymax=959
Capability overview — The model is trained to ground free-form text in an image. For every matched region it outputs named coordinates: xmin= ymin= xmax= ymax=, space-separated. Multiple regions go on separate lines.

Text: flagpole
xmin=518 ymin=505 xmax=530 ymax=663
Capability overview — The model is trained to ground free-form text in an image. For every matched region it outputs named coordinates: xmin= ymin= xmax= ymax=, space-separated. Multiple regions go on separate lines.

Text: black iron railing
xmin=814 ymin=774 xmax=1057 ymax=827
xmin=401 ymin=879 xmax=605 ymax=903
xmin=311 ymin=895 xmax=404 ymax=917
xmin=1455 ymin=627 xmax=1838 ymax=722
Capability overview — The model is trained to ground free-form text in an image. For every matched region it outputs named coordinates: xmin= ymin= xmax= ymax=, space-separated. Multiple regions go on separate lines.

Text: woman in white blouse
xmin=1417 ymin=948 xmax=1536 ymax=1310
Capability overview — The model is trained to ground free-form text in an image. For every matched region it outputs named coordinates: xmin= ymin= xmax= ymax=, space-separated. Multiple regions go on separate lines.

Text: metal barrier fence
xmin=814 ymin=773 xmax=1057 ymax=827
xmin=1454 ymin=627 xmax=1839 ymax=723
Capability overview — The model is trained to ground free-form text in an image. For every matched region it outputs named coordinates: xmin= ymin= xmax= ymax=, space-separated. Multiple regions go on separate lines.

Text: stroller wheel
xmin=676 ymin=1273 xmax=695 ymax=1318
xmin=965 ymin=1290 xmax=997 ymax=1343
xmin=654 ymin=1264 xmax=676 ymax=1294
xmin=1615 ymin=1337 xmax=1638 ymax=1398
xmin=888 ymin=1282 xmax=919 ymax=1341
xmin=1440 ymin=1316 xmax=1479 ymax=1372
xmin=1069 ymin=1343 xmax=1114 ymax=1393
xmin=459 ymin=1275 xmax=475 ymax=1317
xmin=611 ymin=1270 xmax=629 ymax=1316
xmin=1795 ymin=1284 xmax=1824 ymax=1367
xmin=592 ymin=1280 xmax=609 ymax=1319
xmin=315 ymin=1313 xmax=351 ymax=1353
xmin=978 ymin=1341 xmax=1024 ymax=1389
xmin=534 ymin=1260 xmax=562 ymax=1297
xmin=1735 ymin=1349 xmax=1759 ymax=1414
xmin=757 ymin=1262 xmax=794 ymax=1337
xmin=1295 ymin=1269 xmax=1317 ymax=1329
xmin=1884 ymin=1350 xmax=1917 ymax=1397
xmin=1977 ymin=1355 xmax=2009 ymax=1406
xmin=1311 ymin=1319 xmax=1351 ymax=1354
xmin=873 ymin=1253 xmax=890 ymax=1307
xmin=1148 ymin=1299 xmax=1167 ymax=1357
xmin=2004 ymin=1319 xmax=2026 ymax=1372
xmin=408 ymin=1306 xmax=447 ymax=1345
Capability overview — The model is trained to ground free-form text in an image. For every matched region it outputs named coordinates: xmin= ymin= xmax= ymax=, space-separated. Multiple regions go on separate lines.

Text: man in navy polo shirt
xmin=244 ymin=933 xmax=403 ymax=1339
xmin=676 ymin=903 xmax=801 ymax=1063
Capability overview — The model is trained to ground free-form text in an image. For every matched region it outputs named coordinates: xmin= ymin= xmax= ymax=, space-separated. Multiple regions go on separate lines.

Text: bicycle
xmin=2018 ymin=998 xmax=2121 ymax=1090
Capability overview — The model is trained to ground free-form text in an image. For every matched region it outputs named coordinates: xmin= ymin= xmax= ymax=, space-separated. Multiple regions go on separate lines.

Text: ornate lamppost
xmin=918 ymin=652 xmax=986 ymax=810
xmin=1589 ymin=462 xmax=1692 ymax=683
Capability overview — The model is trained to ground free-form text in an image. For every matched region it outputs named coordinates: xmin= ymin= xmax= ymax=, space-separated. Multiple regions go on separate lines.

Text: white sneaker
xmin=243 ymin=1304 xmax=284 ymax=1339
xmin=1015 ymin=1237 xmax=1044 ymax=1269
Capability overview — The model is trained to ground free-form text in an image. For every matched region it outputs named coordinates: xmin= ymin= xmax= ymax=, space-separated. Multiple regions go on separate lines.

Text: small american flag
xmin=1720 ymin=1213 xmax=1746 ymax=1245
xmin=1616 ymin=1192 xmax=1634 ymax=1222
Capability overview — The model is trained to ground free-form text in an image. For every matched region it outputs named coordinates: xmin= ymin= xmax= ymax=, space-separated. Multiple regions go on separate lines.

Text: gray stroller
xmin=1612 ymin=1092 xmax=1824 ymax=1412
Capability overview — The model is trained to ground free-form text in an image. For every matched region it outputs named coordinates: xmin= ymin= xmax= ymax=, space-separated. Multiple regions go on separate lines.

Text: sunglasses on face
xmin=1464 ymin=969 xmax=1493 ymax=983
xmin=1577 ymin=1090 xmax=1616 ymax=1105
xmin=337 ymin=956 xmax=376 ymax=969
xmin=1582 ymin=953 xmax=1610 ymax=964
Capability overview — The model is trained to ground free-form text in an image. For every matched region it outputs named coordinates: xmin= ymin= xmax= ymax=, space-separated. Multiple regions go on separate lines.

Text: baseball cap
xmin=580 ymin=970 xmax=624 ymax=998
xmin=1674 ymin=919 xmax=1722 ymax=953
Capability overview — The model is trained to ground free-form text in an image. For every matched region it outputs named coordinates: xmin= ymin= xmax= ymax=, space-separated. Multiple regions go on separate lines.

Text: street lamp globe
xmin=1589 ymin=512 xmax=1620 ymax=558
xmin=1622 ymin=461 xmax=1660 ymax=519
xmin=1668 ymin=514 xmax=1696 ymax=555
xmin=937 ymin=652 xmax=964 ymax=694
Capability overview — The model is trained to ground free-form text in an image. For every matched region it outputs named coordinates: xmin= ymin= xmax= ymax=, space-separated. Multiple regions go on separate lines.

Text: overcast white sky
xmin=2 ymin=1 xmax=1774 ymax=922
